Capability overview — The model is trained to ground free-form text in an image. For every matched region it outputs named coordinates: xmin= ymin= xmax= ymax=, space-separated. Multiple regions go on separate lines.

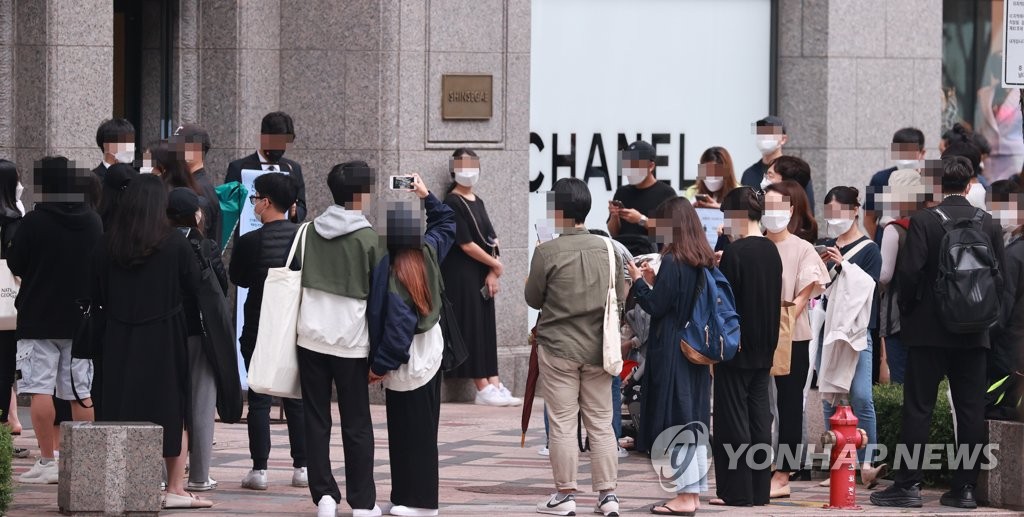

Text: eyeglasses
xmin=249 ymin=195 xmax=266 ymax=205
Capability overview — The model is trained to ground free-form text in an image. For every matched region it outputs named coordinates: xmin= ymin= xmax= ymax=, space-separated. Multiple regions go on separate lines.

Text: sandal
xmin=708 ymin=498 xmax=727 ymax=506
xmin=163 ymin=492 xmax=213 ymax=509
xmin=650 ymin=504 xmax=696 ymax=516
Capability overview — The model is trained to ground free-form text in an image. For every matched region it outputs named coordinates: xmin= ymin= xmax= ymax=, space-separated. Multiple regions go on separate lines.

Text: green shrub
xmin=873 ymin=380 xmax=954 ymax=486
xmin=0 ymin=413 xmax=12 ymax=513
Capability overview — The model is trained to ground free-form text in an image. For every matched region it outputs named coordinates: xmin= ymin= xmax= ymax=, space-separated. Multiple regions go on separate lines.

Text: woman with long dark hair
xmin=0 ymin=160 xmax=22 ymax=436
xmin=761 ymin=181 xmax=829 ymax=498
xmin=369 ymin=174 xmax=455 ymax=517
xmin=97 ymin=163 xmax=137 ymax=230
xmin=152 ymin=140 xmax=200 ymax=194
xmin=91 ymin=174 xmax=211 ymax=508
xmin=441 ymin=148 xmax=520 ymax=406
xmin=626 ymin=197 xmax=714 ymax=515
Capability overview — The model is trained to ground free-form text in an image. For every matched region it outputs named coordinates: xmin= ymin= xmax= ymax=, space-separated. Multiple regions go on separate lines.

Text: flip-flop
xmin=162 ymin=492 xmax=213 ymax=509
xmin=650 ymin=504 xmax=696 ymax=516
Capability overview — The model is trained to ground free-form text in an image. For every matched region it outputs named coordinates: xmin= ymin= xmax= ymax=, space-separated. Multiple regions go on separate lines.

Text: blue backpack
xmin=679 ymin=267 xmax=741 ymax=365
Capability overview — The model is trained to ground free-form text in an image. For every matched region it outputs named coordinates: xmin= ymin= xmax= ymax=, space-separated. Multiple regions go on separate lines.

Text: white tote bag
xmin=602 ymin=238 xmax=623 ymax=377
xmin=247 ymin=223 xmax=309 ymax=399
xmin=0 ymin=260 xmax=19 ymax=331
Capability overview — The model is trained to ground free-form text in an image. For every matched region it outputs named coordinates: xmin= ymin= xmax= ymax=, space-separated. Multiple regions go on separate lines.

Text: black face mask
xmin=263 ymin=149 xmax=285 ymax=163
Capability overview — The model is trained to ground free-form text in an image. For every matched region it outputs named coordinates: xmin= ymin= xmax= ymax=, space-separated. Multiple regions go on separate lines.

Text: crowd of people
xmin=0 ymin=111 xmax=1021 ymax=517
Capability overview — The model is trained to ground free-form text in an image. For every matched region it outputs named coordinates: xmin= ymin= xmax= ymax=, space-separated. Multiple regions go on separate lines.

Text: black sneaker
xmin=869 ymin=484 xmax=923 ymax=508
xmin=940 ymin=484 xmax=977 ymax=509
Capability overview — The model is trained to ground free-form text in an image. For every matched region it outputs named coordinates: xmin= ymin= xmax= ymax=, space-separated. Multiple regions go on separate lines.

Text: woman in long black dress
xmin=627 ymin=197 xmax=713 ymax=516
xmin=441 ymin=148 xmax=520 ymax=406
xmin=92 ymin=175 xmax=211 ymax=509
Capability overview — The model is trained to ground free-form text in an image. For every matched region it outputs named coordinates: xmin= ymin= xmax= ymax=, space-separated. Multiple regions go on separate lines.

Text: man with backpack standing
xmin=871 ymin=156 xmax=1005 ymax=510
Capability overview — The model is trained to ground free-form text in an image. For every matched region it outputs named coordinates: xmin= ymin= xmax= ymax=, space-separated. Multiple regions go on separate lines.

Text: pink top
xmin=774 ymin=234 xmax=829 ymax=341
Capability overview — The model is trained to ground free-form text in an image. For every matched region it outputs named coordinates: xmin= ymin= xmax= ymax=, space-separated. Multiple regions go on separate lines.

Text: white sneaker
xmin=498 ymin=384 xmax=523 ymax=406
xmin=617 ymin=446 xmax=628 ymax=458
xmin=474 ymin=385 xmax=508 ymax=406
xmin=292 ymin=467 xmax=308 ymax=487
xmin=241 ymin=469 xmax=268 ymax=490
xmin=389 ymin=505 xmax=438 ymax=516
xmin=19 ymin=458 xmax=58 ymax=484
xmin=537 ymin=493 xmax=575 ymax=516
xmin=595 ymin=493 xmax=620 ymax=516
xmin=353 ymin=504 xmax=383 ymax=517
xmin=317 ymin=495 xmax=338 ymax=517
xmin=538 ymin=445 xmax=550 ymax=457
xmin=186 ymin=477 xmax=218 ymax=491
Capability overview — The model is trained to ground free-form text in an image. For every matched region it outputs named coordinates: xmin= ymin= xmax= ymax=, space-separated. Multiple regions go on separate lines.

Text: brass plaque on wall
xmin=442 ymin=74 xmax=493 ymax=120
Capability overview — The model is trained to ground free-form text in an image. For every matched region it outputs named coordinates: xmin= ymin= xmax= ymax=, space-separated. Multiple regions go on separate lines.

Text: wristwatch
xmin=638 ymin=215 xmax=649 ymax=226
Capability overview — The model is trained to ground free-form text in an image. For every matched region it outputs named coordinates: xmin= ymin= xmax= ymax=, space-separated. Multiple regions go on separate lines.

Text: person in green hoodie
xmin=296 ymin=161 xmax=387 ymax=517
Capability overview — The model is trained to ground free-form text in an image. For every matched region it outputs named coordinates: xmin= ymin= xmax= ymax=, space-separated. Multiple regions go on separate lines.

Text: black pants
xmin=713 ymin=365 xmax=771 ymax=506
xmin=0 ymin=331 xmax=14 ymax=423
xmin=774 ymin=339 xmax=809 ymax=472
xmin=297 ymin=347 xmax=376 ymax=509
xmin=246 ymin=390 xmax=306 ymax=470
xmin=386 ymin=371 xmax=441 ymax=509
xmin=895 ymin=346 xmax=987 ymax=491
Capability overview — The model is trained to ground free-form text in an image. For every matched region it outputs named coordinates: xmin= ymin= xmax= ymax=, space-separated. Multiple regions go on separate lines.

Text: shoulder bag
xmin=602 ymin=238 xmax=623 ymax=376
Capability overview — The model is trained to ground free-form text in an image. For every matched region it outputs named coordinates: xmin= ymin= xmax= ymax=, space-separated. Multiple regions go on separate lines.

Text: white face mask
xmin=759 ymin=176 xmax=773 ymax=191
xmin=703 ymin=177 xmax=724 ymax=192
xmin=992 ymin=210 xmax=1019 ymax=233
xmin=825 ymin=218 xmax=855 ymax=239
xmin=762 ymin=210 xmax=791 ymax=234
xmin=624 ymin=167 xmax=648 ymax=185
xmin=454 ymin=168 xmax=479 ymax=187
xmin=114 ymin=143 xmax=136 ymax=164
xmin=895 ymin=159 xmax=920 ymax=170
xmin=139 ymin=167 xmax=153 ymax=174
xmin=15 ymin=182 xmax=23 ymax=202
xmin=756 ymin=135 xmax=782 ymax=155
xmin=966 ymin=182 xmax=987 ymax=210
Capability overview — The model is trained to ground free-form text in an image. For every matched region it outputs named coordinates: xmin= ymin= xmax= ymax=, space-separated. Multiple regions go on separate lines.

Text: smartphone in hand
xmin=480 ymin=285 xmax=492 ymax=301
xmin=390 ymin=175 xmax=415 ymax=190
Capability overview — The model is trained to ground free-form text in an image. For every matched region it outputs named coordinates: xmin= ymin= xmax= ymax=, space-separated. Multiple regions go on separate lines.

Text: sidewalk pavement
xmin=9 ymin=401 xmax=1022 ymax=516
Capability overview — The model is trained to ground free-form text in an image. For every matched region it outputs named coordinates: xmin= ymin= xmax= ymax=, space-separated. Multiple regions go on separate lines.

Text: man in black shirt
xmin=92 ymin=118 xmax=136 ymax=181
xmin=740 ymin=116 xmax=816 ymax=208
xmin=174 ymin=123 xmax=223 ymax=247
xmin=607 ymin=140 xmax=677 ymax=255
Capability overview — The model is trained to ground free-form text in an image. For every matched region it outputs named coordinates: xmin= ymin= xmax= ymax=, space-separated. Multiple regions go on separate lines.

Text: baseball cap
xmin=755 ymin=116 xmax=787 ymax=134
xmin=623 ymin=140 xmax=656 ymax=162
xmin=173 ymin=123 xmax=211 ymax=155
xmin=167 ymin=187 xmax=200 ymax=218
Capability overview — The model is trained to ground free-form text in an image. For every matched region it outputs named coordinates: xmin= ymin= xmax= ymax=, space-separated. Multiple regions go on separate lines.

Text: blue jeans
xmin=884 ymin=333 xmax=907 ymax=385
xmin=820 ymin=335 xmax=878 ymax=463
xmin=544 ymin=375 xmax=623 ymax=444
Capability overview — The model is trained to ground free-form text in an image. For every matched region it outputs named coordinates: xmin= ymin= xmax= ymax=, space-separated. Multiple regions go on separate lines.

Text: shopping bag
xmin=215 ymin=181 xmax=248 ymax=251
xmin=770 ymin=301 xmax=796 ymax=376
xmin=601 ymin=238 xmax=623 ymax=376
xmin=0 ymin=260 xmax=18 ymax=330
xmin=247 ymin=223 xmax=308 ymax=399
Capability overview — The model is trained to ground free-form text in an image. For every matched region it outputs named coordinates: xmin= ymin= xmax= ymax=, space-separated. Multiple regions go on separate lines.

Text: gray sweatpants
xmin=187 ymin=335 xmax=217 ymax=484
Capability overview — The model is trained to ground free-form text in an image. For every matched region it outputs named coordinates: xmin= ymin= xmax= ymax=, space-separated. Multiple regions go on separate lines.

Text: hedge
xmin=0 ymin=413 xmax=12 ymax=514
xmin=873 ymin=380 xmax=954 ymax=486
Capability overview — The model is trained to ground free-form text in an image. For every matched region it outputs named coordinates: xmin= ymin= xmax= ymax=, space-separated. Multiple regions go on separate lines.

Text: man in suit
xmin=224 ymin=111 xmax=307 ymax=223
xmin=871 ymin=155 xmax=1005 ymax=510
xmin=174 ymin=123 xmax=222 ymax=246
xmin=92 ymin=118 xmax=136 ymax=181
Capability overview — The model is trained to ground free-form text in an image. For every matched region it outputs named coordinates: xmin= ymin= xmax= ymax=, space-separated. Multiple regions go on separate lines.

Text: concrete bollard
xmin=57 ymin=421 xmax=163 ymax=516
xmin=978 ymin=419 xmax=1024 ymax=511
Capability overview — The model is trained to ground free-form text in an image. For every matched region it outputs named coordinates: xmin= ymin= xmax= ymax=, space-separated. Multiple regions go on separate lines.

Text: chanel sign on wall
xmin=441 ymin=74 xmax=493 ymax=120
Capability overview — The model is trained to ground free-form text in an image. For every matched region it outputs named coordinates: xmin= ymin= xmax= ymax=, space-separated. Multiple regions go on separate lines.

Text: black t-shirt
xmin=719 ymin=236 xmax=783 ymax=369
xmin=611 ymin=181 xmax=677 ymax=253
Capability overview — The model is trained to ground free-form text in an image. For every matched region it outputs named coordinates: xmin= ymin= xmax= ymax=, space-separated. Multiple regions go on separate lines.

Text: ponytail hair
xmin=393 ymin=248 xmax=432 ymax=316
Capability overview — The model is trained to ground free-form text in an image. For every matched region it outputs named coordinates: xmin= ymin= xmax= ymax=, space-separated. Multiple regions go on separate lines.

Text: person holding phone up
xmin=683 ymin=146 xmax=741 ymax=210
xmin=441 ymin=148 xmax=522 ymax=407
xmin=608 ymin=140 xmax=677 ymax=256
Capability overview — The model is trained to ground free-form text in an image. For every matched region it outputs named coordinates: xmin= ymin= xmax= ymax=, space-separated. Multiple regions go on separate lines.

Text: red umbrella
xmin=521 ymin=325 xmax=539 ymax=447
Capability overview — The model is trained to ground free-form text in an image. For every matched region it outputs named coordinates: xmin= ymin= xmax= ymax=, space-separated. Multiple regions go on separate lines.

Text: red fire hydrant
xmin=820 ymin=404 xmax=867 ymax=510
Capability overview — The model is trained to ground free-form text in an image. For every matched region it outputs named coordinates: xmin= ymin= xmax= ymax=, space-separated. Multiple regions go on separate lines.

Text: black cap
xmin=173 ymin=123 xmax=211 ymax=155
xmin=755 ymin=116 xmax=786 ymax=134
xmin=167 ymin=187 xmax=200 ymax=218
xmin=623 ymin=140 xmax=656 ymax=162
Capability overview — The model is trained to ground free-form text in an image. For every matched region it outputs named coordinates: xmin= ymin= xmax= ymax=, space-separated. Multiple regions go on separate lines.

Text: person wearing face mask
xmin=985 ymin=180 xmax=1024 ymax=421
xmin=225 ymin=111 xmax=307 ymax=223
xmin=92 ymin=118 xmax=137 ymax=182
xmin=607 ymin=140 xmax=677 ymax=256
xmin=813 ymin=186 xmax=887 ymax=489
xmin=682 ymin=147 xmax=739 ymax=209
xmin=710 ymin=187 xmax=782 ymax=507
xmin=442 ymin=148 xmax=521 ymax=407
xmin=227 ymin=172 xmax=310 ymax=494
xmin=760 ymin=155 xmax=817 ymax=213
xmin=0 ymin=160 xmax=24 ymax=442
xmin=741 ymin=117 xmax=814 ymax=208
xmin=760 ymin=183 xmax=829 ymax=499
xmin=173 ymin=124 xmax=222 ymax=248
xmin=97 ymin=163 xmax=138 ymax=231
xmin=865 ymin=128 xmax=927 ymax=243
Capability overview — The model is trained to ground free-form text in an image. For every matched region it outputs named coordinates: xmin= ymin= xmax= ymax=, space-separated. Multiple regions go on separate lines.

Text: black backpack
xmin=931 ymin=207 xmax=1002 ymax=334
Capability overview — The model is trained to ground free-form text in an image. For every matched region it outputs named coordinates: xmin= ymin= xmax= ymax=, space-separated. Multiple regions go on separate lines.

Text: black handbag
xmin=193 ymin=239 xmax=243 ymax=424
xmin=70 ymin=299 xmax=103 ymax=408
xmin=439 ymin=290 xmax=468 ymax=373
